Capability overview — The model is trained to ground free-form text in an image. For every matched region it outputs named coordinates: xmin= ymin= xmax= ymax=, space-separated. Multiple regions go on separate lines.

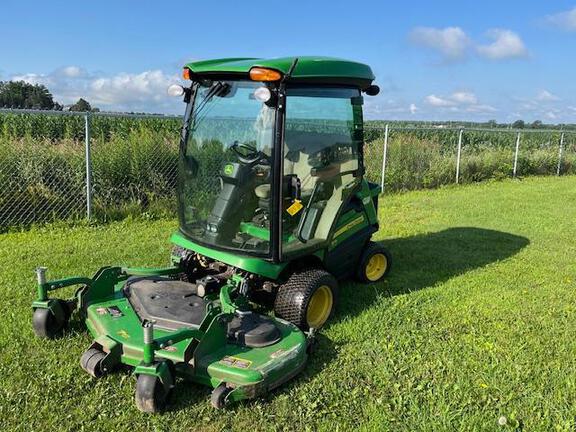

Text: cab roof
xmin=184 ymin=56 xmax=375 ymax=90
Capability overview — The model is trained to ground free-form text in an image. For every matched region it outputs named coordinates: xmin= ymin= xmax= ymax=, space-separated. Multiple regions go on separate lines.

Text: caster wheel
xmin=80 ymin=348 xmax=107 ymax=378
xmin=211 ymin=384 xmax=232 ymax=409
xmin=135 ymin=374 xmax=167 ymax=413
xmin=32 ymin=303 xmax=67 ymax=339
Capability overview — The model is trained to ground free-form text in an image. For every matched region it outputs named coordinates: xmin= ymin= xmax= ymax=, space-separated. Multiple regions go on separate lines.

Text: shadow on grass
xmin=335 ymin=227 xmax=530 ymax=323
xmin=51 ymin=227 xmax=529 ymax=412
xmin=169 ymin=227 xmax=529 ymax=411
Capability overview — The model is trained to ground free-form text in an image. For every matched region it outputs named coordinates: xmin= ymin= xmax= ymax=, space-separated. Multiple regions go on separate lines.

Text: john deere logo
xmin=224 ymin=164 xmax=234 ymax=175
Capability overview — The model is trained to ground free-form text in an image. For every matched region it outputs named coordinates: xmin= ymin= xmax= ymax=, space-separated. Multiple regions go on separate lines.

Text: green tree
xmin=0 ymin=80 xmax=57 ymax=109
xmin=69 ymin=98 xmax=92 ymax=112
xmin=512 ymin=120 xmax=525 ymax=129
xmin=530 ymin=120 xmax=543 ymax=129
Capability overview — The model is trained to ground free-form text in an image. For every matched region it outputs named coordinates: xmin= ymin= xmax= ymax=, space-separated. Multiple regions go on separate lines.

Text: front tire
xmin=135 ymin=374 xmax=168 ymax=413
xmin=211 ymin=384 xmax=232 ymax=409
xmin=274 ymin=268 xmax=338 ymax=331
xmin=32 ymin=302 xmax=67 ymax=339
xmin=80 ymin=348 xmax=108 ymax=378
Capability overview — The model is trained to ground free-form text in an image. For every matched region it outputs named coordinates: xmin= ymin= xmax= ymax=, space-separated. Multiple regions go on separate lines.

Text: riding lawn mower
xmin=31 ymin=56 xmax=391 ymax=412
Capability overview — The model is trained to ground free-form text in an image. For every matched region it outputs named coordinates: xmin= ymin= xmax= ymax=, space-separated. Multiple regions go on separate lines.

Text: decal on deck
xmin=220 ymin=356 xmax=252 ymax=369
xmin=116 ymin=329 xmax=130 ymax=339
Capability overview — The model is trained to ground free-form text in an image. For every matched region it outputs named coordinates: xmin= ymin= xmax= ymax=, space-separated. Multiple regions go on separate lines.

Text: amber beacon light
xmin=249 ymin=67 xmax=282 ymax=81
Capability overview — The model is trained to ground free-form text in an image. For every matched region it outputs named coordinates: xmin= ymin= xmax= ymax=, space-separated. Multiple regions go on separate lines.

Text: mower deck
xmin=41 ymin=267 xmax=311 ymax=411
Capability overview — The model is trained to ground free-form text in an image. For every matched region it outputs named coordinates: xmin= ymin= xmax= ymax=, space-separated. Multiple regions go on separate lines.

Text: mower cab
xmin=31 ymin=57 xmax=391 ymax=413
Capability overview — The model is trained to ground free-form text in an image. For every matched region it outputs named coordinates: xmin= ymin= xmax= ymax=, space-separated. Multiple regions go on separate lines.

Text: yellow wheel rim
xmin=365 ymin=253 xmax=387 ymax=281
xmin=306 ymin=285 xmax=333 ymax=328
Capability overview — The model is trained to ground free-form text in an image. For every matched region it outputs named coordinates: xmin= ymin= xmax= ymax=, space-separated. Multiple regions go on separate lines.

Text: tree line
xmin=0 ymin=81 xmax=98 ymax=112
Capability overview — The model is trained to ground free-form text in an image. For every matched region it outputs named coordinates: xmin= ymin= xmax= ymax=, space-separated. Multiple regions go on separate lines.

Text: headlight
xmin=253 ymin=87 xmax=272 ymax=103
xmin=167 ymin=84 xmax=185 ymax=97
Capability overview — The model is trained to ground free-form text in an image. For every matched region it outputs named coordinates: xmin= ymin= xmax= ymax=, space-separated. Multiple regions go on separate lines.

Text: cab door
xmin=281 ymin=87 xmax=361 ymax=257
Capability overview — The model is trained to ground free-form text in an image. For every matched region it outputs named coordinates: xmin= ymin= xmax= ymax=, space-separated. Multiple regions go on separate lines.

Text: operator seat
xmin=254 ymin=184 xmax=271 ymax=210
xmin=255 ymin=184 xmax=270 ymax=199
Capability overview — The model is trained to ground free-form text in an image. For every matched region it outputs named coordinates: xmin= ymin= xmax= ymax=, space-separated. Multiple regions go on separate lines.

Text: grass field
xmin=1 ymin=176 xmax=575 ymax=431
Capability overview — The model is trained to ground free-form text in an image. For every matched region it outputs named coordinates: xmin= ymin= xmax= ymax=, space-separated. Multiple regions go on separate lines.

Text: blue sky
xmin=1 ymin=0 xmax=575 ymax=122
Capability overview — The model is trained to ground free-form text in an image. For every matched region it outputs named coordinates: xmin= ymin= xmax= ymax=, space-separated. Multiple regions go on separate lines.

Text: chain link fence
xmin=364 ymin=125 xmax=576 ymax=192
xmin=0 ymin=108 xmax=575 ymax=229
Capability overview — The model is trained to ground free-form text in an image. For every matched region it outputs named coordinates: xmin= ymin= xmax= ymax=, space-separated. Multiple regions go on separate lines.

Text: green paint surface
xmin=185 ymin=56 xmax=375 ymax=89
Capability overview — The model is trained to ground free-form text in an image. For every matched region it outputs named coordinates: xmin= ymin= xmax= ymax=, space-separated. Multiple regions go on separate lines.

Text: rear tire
xmin=356 ymin=242 xmax=392 ymax=283
xmin=274 ymin=268 xmax=338 ymax=331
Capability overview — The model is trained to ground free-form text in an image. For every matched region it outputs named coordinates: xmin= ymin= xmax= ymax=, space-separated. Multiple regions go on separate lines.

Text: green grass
xmin=1 ymin=176 xmax=575 ymax=431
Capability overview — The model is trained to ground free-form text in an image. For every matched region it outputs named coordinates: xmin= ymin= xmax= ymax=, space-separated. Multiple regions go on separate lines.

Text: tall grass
xmin=363 ymin=130 xmax=576 ymax=191
xmin=0 ymin=129 xmax=179 ymax=226
xmin=0 ymin=112 xmax=575 ymax=228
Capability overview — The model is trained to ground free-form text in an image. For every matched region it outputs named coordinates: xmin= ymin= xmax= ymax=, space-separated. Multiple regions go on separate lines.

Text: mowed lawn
xmin=1 ymin=176 xmax=575 ymax=431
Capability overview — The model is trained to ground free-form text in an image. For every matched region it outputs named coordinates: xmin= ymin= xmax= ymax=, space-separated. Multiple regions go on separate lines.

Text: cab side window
xmin=282 ymin=87 xmax=361 ymax=255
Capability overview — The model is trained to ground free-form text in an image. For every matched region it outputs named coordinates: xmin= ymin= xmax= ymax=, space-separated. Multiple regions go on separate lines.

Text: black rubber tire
xmin=135 ymin=374 xmax=168 ymax=413
xmin=355 ymin=242 xmax=392 ymax=283
xmin=32 ymin=305 xmax=66 ymax=339
xmin=274 ymin=268 xmax=338 ymax=331
xmin=80 ymin=348 xmax=107 ymax=378
xmin=211 ymin=384 xmax=232 ymax=409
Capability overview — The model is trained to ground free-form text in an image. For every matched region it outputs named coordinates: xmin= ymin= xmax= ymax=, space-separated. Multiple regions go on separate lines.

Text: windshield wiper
xmin=192 ymin=81 xmax=230 ymax=127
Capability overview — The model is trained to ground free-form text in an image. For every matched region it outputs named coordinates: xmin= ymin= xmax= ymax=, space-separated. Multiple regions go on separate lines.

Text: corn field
xmin=0 ymin=110 xmax=574 ymax=229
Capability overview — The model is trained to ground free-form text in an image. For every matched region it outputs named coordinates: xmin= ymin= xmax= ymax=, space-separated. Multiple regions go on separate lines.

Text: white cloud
xmin=409 ymin=26 xmax=528 ymax=63
xmin=512 ymin=90 xmax=574 ymax=122
xmin=425 ymin=94 xmax=455 ymax=107
xmin=544 ymin=111 xmax=558 ymax=120
xmin=425 ymin=91 xmax=478 ymax=107
xmin=535 ymin=90 xmax=560 ymax=102
xmin=90 ymin=70 xmax=177 ymax=105
xmin=451 ymin=91 xmax=478 ymax=105
xmin=465 ymin=104 xmax=497 ymax=113
xmin=363 ymin=98 xmax=421 ymax=120
xmin=60 ymin=66 xmax=84 ymax=78
xmin=424 ymin=91 xmax=496 ymax=114
xmin=476 ymin=29 xmax=528 ymax=60
xmin=544 ymin=7 xmax=576 ymax=32
xmin=11 ymin=72 xmax=48 ymax=86
xmin=409 ymin=26 xmax=471 ymax=61
xmin=10 ymin=66 xmax=182 ymax=112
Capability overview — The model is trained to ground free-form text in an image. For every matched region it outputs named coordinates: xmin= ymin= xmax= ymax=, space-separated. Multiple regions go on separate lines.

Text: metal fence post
xmin=380 ymin=124 xmax=389 ymax=190
xmin=455 ymin=129 xmax=463 ymax=184
xmin=84 ymin=112 xmax=93 ymax=220
xmin=512 ymin=132 xmax=521 ymax=178
xmin=557 ymin=132 xmax=565 ymax=176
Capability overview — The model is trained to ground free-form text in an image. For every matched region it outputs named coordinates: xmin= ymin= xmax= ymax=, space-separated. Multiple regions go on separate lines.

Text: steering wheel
xmin=231 ymin=141 xmax=270 ymax=165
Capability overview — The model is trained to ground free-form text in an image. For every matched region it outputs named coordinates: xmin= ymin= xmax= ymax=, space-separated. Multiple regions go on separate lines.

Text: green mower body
xmin=33 ymin=265 xmax=308 ymax=411
xmin=32 ymin=56 xmax=392 ymax=412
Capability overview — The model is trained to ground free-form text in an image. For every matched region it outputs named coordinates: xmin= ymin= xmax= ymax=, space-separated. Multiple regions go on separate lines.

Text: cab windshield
xmin=178 ymin=80 xmax=276 ymax=255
